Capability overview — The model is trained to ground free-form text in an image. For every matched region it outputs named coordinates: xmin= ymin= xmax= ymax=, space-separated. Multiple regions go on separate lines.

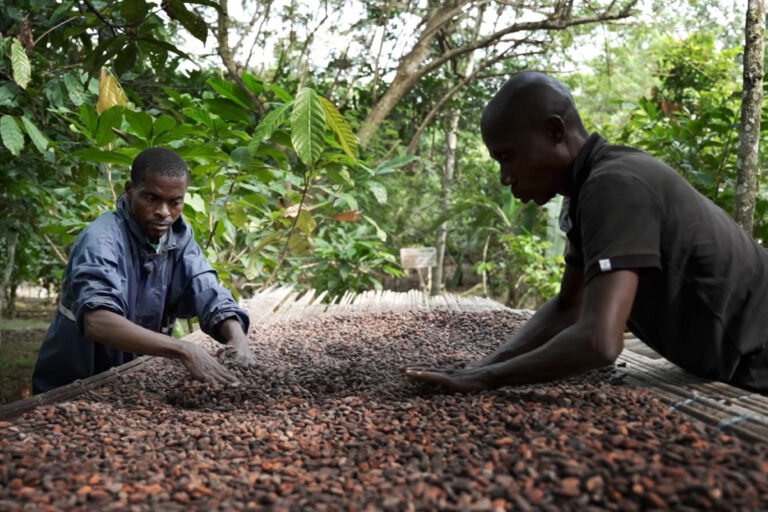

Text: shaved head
xmin=481 ymin=71 xmax=586 ymax=140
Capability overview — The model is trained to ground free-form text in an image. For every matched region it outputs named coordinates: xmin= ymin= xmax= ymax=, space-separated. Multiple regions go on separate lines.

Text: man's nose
xmin=156 ymin=202 xmax=171 ymax=217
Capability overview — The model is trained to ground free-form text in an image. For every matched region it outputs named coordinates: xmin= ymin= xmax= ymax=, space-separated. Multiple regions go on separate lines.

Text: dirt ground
xmin=0 ymin=298 xmax=52 ymax=405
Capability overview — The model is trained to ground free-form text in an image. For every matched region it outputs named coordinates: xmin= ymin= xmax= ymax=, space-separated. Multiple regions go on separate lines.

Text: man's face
xmin=482 ymin=121 xmax=571 ymax=206
xmin=125 ymin=173 xmax=187 ymax=241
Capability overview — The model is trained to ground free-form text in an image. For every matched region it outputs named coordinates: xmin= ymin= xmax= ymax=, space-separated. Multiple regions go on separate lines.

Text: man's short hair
xmin=130 ymin=147 xmax=190 ymax=186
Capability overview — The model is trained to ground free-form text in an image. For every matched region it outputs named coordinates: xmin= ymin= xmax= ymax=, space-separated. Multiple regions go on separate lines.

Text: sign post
xmin=400 ymin=247 xmax=437 ymax=292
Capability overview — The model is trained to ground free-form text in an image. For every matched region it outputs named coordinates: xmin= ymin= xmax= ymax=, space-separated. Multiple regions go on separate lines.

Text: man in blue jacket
xmin=32 ymin=147 xmax=254 ymax=394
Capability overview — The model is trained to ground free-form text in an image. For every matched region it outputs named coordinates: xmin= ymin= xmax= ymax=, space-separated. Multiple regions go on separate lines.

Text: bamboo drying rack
xmin=2 ymin=285 xmax=767 ymax=444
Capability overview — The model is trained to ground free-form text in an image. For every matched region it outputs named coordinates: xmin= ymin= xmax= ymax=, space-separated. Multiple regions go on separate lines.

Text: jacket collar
xmin=116 ymin=193 xmax=189 ymax=253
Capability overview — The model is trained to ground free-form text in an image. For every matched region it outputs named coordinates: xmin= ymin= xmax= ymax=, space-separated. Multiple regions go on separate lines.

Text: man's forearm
xmin=83 ymin=309 xmax=188 ymax=359
xmin=475 ymin=294 xmax=580 ymax=366
xmin=480 ymin=320 xmax=620 ymax=388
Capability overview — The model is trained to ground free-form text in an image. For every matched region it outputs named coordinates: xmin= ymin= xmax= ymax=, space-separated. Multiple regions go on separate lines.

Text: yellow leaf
xmin=96 ymin=68 xmax=128 ymax=114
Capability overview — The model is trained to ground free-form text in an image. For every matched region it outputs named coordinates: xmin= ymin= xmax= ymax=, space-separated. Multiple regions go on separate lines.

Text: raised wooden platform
xmin=2 ymin=285 xmax=767 ymax=444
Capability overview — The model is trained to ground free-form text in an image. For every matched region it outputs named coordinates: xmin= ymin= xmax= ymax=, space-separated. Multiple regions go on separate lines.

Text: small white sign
xmin=400 ymin=247 xmax=437 ymax=269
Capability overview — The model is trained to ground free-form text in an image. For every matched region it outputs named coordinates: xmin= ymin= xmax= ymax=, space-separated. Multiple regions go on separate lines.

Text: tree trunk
xmin=0 ymin=231 xmax=19 ymax=326
xmin=431 ymin=111 xmax=459 ymax=295
xmin=357 ymin=0 xmax=639 ymax=147
xmin=357 ymin=0 xmax=469 ymax=146
xmin=217 ymin=0 xmax=264 ymax=114
xmin=734 ymin=0 xmax=765 ymax=233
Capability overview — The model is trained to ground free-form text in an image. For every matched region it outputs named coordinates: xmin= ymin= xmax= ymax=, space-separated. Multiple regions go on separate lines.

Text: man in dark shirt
xmin=406 ymin=71 xmax=768 ymax=394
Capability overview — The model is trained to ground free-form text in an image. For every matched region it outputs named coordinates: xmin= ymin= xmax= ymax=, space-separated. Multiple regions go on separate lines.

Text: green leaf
xmin=73 ymin=148 xmax=133 ymax=166
xmin=319 ymin=96 xmax=357 ymax=158
xmin=295 ymin=209 xmax=317 ymax=234
xmin=184 ymin=192 xmax=207 ymax=214
xmin=121 ymin=0 xmax=149 ymax=24
xmin=64 ymin=74 xmax=85 ymax=106
xmin=11 ymin=39 xmax=31 ymax=89
xmin=287 ymin=232 xmax=311 ymax=254
xmin=327 ymin=167 xmax=355 ymax=187
xmin=363 ymin=215 xmax=387 ymax=242
xmin=113 ymin=41 xmax=138 ymax=76
xmin=267 ymin=83 xmax=293 ymax=102
xmin=80 ymin=103 xmax=99 ymax=137
xmin=1 ymin=116 xmax=24 ymax=156
xmin=205 ymin=97 xmax=252 ymax=124
xmin=95 ymin=106 xmax=124 ymax=146
xmin=125 ymin=110 xmax=153 ymax=140
xmin=20 ymin=116 xmax=50 ymax=154
xmin=206 ymin=78 xmax=253 ymax=110
xmin=375 ymin=155 xmax=418 ymax=174
xmin=153 ymin=115 xmax=176 ymax=138
xmin=291 ymin=88 xmax=326 ymax=167
xmin=367 ymin=181 xmax=387 ymax=204
xmin=164 ymin=0 xmax=207 ymax=44
xmin=248 ymin=102 xmax=292 ymax=153
xmin=241 ymin=72 xmax=263 ymax=96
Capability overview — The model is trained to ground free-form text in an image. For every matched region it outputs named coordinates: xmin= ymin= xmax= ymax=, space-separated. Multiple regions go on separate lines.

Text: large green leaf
xmin=206 ymin=78 xmax=253 ymax=110
xmin=124 ymin=110 xmax=153 ymax=140
xmin=79 ymin=103 xmax=99 ymax=137
xmin=73 ymin=149 xmax=133 ymax=166
xmin=11 ymin=39 xmax=31 ymax=89
xmin=1 ymin=116 xmax=24 ymax=156
xmin=247 ymin=102 xmax=293 ymax=154
xmin=291 ymin=88 xmax=326 ymax=167
xmin=319 ymin=96 xmax=357 ymax=158
xmin=20 ymin=116 xmax=49 ymax=154
xmin=121 ymin=0 xmax=149 ymax=24
xmin=164 ymin=0 xmax=207 ymax=43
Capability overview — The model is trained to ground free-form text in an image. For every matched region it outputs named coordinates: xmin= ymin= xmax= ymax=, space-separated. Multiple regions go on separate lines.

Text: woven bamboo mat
xmin=2 ymin=285 xmax=767 ymax=444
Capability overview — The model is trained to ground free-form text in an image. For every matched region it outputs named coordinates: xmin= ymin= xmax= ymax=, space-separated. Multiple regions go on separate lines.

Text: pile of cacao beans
xmin=1 ymin=310 xmax=766 ymax=511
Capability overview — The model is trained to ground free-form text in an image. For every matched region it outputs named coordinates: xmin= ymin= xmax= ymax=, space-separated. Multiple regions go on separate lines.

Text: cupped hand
xmin=182 ymin=342 xmax=239 ymax=386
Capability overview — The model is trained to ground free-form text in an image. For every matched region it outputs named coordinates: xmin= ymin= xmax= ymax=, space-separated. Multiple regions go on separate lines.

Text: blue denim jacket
xmin=32 ymin=194 xmax=249 ymax=394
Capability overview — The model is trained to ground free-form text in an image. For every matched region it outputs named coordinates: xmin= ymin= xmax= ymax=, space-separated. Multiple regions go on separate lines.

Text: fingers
xmin=405 ymin=369 xmax=453 ymax=386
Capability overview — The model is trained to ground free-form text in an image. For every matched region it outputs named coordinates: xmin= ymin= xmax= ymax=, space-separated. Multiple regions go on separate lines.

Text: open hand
xmin=181 ymin=342 xmax=239 ymax=386
xmin=405 ymin=366 xmax=489 ymax=393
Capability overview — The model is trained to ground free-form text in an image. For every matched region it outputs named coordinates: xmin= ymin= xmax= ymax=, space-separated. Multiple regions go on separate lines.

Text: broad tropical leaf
xmin=20 ymin=116 xmax=50 ymax=154
xmin=319 ymin=96 xmax=357 ymax=158
xmin=207 ymin=77 xmax=253 ymax=110
xmin=291 ymin=88 xmax=325 ymax=167
xmin=164 ymin=0 xmax=207 ymax=43
xmin=73 ymin=149 xmax=133 ymax=166
xmin=1 ymin=115 xmax=24 ymax=155
xmin=11 ymin=39 xmax=31 ymax=89
xmin=248 ymin=102 xmax=293 ymax=155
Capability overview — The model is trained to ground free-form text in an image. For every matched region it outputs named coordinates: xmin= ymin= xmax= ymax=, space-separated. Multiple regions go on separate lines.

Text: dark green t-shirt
xmin=564 ymin=134 xmax=768 ymax=385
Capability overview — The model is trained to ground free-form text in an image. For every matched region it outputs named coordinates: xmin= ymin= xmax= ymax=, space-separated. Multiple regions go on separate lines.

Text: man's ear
xmin=124 ymin=181 xmax=133 ymax=196
xmin=543 ymin=115 xmax=566 ymax=143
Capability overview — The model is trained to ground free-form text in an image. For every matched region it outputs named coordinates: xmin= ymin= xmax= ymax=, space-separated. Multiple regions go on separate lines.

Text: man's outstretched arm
xmin=471 ymin=264 xmax=585 ymax=368
xmin=83 ymin=308 xmax=238 ymax=385
xmin=406 ymin=269 xmax=638 ymax=391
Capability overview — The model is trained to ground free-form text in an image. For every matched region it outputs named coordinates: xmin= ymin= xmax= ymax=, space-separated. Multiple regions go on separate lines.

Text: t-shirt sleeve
xmin=577 ymin=173 xmax=663 ymax=282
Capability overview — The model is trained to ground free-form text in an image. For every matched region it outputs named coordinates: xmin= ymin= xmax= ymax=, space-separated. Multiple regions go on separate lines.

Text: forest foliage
xmin=0 ymin=0 xmax=759 ymax=314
